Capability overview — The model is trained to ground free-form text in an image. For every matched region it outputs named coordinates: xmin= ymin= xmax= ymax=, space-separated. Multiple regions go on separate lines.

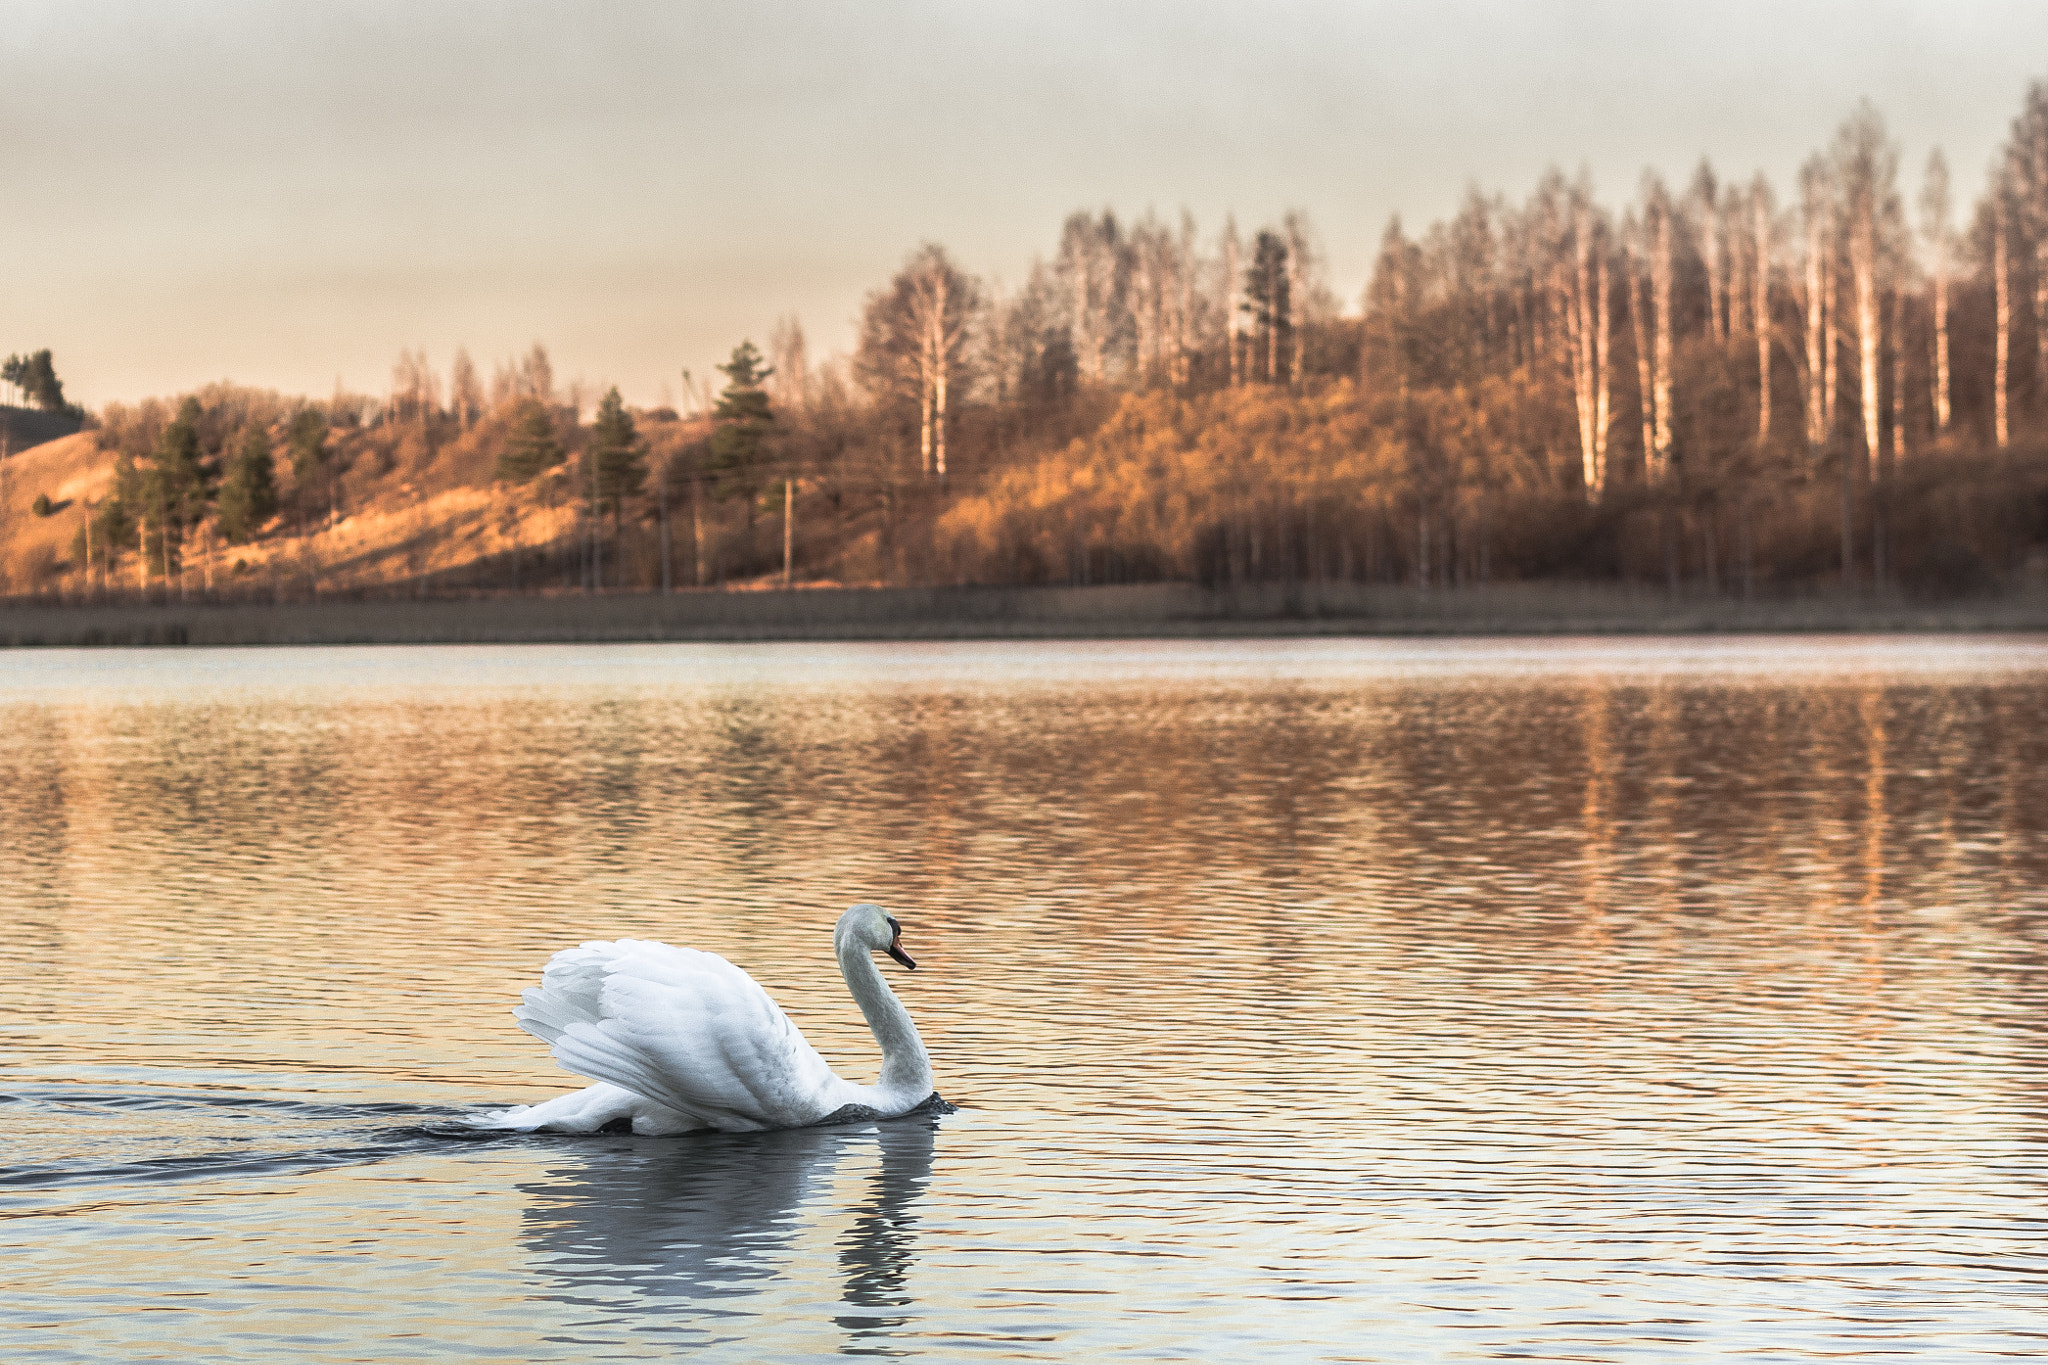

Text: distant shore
xmin=5 ymin=581 xmax=2048 ymax=648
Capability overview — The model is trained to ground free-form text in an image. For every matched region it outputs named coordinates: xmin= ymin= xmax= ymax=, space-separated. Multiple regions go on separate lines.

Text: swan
xmin=465 ymin=904 xmax=941 ymax=1136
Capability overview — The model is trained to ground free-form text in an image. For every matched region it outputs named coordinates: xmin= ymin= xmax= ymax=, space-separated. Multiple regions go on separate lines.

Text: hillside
xmin=0 ymin=399 xmax=750 ymax=599
xmin=0 ymin=433 xmax=118 ymax=592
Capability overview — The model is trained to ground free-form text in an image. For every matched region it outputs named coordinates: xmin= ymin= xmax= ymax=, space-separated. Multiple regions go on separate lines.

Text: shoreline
xmin=5 ymin=582 xmax=2048 ymax=647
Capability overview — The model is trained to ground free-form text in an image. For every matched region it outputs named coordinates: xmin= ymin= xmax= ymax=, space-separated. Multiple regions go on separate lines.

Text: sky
xmin=5 ymin=0 xmax=2047 ymax=410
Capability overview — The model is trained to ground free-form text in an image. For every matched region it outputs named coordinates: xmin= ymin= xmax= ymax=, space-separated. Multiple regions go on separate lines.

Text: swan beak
xmin=886 ymin=938 xmax=918 ymax=970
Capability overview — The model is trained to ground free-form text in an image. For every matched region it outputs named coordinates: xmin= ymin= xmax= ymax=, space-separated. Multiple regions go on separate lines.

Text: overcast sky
xmin=6 ymin=0 xmax=2046 ymax=409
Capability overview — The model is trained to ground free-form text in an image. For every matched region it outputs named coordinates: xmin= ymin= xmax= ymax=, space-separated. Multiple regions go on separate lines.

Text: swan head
xmin=837 ymin=902 xmax=917 ymax=971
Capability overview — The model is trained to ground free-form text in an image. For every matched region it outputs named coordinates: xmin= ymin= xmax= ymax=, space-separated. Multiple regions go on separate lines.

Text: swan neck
xmin=838 ymin=937 xmax=932 ymax=1100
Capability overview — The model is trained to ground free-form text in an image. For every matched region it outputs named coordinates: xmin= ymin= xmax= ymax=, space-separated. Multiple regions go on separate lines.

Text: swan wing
xmin=513 ymin=939 xmax=852 ymax=1130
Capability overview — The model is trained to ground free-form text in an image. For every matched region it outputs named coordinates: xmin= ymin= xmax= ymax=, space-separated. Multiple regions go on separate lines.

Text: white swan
xmin=466 ymin=904 xmax=938 ymax=1136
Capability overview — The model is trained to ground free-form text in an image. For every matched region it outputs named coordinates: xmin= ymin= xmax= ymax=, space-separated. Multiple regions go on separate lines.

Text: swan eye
xmin=885 ymin=916 xmax=901 ymax=936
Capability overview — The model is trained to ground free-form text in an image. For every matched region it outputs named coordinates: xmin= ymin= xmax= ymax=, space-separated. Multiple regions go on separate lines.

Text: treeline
xmin=17 ymin=83 xmax=2048 ymax=601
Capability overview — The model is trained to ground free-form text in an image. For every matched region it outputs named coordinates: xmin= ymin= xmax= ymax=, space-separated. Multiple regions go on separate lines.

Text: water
xmin=3 ymin=636 xmax=2047 ymax=1362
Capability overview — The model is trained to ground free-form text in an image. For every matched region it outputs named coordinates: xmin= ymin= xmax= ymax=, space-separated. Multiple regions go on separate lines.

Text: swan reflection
xmin=518 ymin=1116 xmax=938 ymax=1341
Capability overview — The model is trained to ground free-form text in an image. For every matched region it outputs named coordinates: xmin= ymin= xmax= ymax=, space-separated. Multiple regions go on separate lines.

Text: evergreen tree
xmin=496 ymin=399 xmax=563 ymax=483
xmin=218 ymin=425 xmax=278 ymax=543
xmin=148 ymin=397 xmax=218 ymax=568
xmin=1242 ymin=231 xmax=1292 ymax=383
xmin=707 ymin=341 xmax=774 ymax=501
xmin=588 ymin=386 xmax=645 ymax=513
xmin=1 ymin=349 xmax=72 ymax=413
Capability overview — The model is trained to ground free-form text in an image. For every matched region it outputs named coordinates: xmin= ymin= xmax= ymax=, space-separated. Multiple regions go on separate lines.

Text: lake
xmin=3 ymin=636 xmax=2046 ymax=1362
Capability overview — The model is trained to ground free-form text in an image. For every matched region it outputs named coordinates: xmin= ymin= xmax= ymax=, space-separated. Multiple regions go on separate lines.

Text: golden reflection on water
xmin=4 ymin=638 xmax=2048 ymax=1362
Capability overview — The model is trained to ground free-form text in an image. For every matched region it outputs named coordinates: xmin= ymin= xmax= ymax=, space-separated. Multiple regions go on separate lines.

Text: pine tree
xmin=149 ymin=398 xmax=217 ymax=569
xmin=1242 ymin=231 xmax=1292 ymax=383
xmin=218 ymin=426 xmax=278 ymax=543
xmin=496 ymin=400 xmax=563 ymax=483
xmin=707 ymin=341 xmax=774 ymax=502
xmin=589 ymin=386 xmax=645 ymax=513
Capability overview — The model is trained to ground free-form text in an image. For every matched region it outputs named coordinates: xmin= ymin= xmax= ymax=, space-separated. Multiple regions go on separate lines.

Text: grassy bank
xmin=4 ymin=582 xmax=2048 ymax=648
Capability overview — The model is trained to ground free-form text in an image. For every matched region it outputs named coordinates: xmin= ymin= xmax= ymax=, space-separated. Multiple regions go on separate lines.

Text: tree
xmin=1055 ymin=211 xmax=1130 ymax=382
xmin=856 ymin=246 xmax=980 ymax=480
xmin=1750 ymin=174 xmax=1778 ymax=445
xmin=2 ymin=350 xmax=72 ymax=413
xmin=218 ymin=425 xmax=278 ymax=543
xmin=769 ymin=315 xmax=809 ymax=412
xmin=497 ymin=399 xmax=563 ymax=483
xmin=1243 ymin=229 xmax=1292 ymax=384
xmin=1919 ymin=151 xmax=1954 ymax=438
xmin=1557 ymin=180 xmax=1612 ymax=498
xmin=1798 ymin=156 xmax=1838 ymax=455
xmin=1994 ymin=176 xmax=2013 ymax=448
xmin=390 ymin=349 xmax=438 ymax=427
xmin=588 ymin=386 xmax=645 ymax=514
xmin=1832 ymin=103 xmax=1903 ymax=476
xmin=1631 ymin=174 xmax=1676 ymax=480
xmin=708 ymin=341 xmax=774 ymax=502
xmin=145 ymin=397 xmax=217 ymax=576
xmin=450 ymin=348 xmax=483 ymax=430
xmin=1691 ymin=161 xmax=1727 ymax=345
xmin=2008 ymin=82 xmax=2048 ymax=407
xmin=286 ymin=407 xmax=330 ymax=526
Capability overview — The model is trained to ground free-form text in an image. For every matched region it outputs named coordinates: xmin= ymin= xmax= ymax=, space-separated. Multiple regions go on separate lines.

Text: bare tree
xmin=856 ymin=243 xmax=981 ymax=481
xmin=1221 ymin=216 xmax=1243 ymax=386
xmin=1692 ymin=161 xmax=1726 ymax=344
xmin=1919 ymin=151 xmax=1953 ymax=437
xmin=1799 ymin=156 xmax=1837 ymax=455
xmin=1634 ymin=173 xmax=1676 ymax=478
xmin=1281 ymin=209 xmax=1334 ymax=385
xmin=1559 ymin=181 xmax=1613 ymax=497
xmin=1128 ymin=212 xmax=1178 ymax=386
xmin=1833 ymin=104 xmax=1903 ymax=479
xmin=1750 ymin=174 xmax=1777 ymax=445
xmin=1054 ymin=211 xmax=1129 ymax=383
xmin=450 ymin=348 xmax=483 ymax=431
xmin=769 ymin=314 xmax=809 ymax=412
xmin=390 ymin=349 xmax=437 ymax=427
xmin=522 ymin=343 xmax=555 ymax=406
xmin=1627 ymin=212 xmax=1657 ymax=472
xmin=1995 ymin=179 xmax=2012 ymax=448
xmin=2011 ymin=82 xmax=2048 ymax=404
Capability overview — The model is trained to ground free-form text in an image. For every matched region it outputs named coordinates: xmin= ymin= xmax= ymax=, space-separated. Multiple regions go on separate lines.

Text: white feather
xmin=464 ymin=906 xmax=935 ymax=1135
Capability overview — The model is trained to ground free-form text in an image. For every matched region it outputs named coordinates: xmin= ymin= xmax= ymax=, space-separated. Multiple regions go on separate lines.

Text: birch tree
xmin=1691 ymin=161 xmax=1726 ymax=344
xmin=1798 ymin=157 xmax=1837 ymax=454
xmin=1994 ymin=180 xmax=2012 ymax=448
xmin=857 ymin=244 xmax=981 ymax=481
xmin=1750 ymin=174 xmax=1777 ymax=444
xmin=1632 ymin=174 xmax=1676 ymax=478
xmin=1626 ymin=212 xmax=1657 ymax=472
xmin=2009 ymin=82 xmax=2048 ymax=406
xmin=1832 ymin=104 xmax=1902 ymax=476
xmin=1918 ymin=151 xmax=1953 ymax=437
xmin=1559 ymin=184 xmax=1613 ymax=497
xmin=1055 ymin=211 xmax=1129 ymax=383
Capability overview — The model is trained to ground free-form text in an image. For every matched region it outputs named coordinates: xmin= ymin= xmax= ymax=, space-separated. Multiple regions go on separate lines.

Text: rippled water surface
xmin=4 ymin=636 xmax=2048 ymax=1362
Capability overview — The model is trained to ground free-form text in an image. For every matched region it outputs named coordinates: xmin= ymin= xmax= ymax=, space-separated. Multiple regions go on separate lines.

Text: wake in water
xmin=0 ymin=1086 xmax=500 ymax=1200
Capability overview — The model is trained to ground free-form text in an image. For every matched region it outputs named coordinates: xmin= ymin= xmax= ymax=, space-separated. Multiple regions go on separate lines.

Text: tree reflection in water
xmin=516 ymin=1116 xmax=938 ymax=1348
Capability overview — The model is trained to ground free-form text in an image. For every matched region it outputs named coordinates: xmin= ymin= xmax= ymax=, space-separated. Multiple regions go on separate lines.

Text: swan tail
xmin=456 ymin=1082 xmax=704 ymax=1135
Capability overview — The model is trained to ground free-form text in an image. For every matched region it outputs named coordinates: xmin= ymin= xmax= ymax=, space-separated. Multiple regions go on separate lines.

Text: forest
xmin=11 ymin=83 xmax=2048 ymax=602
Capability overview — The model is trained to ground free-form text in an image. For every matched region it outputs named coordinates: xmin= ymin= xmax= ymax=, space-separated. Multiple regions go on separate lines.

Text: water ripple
xmin=2 ymin=637 xmax=2046 ymax=1361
